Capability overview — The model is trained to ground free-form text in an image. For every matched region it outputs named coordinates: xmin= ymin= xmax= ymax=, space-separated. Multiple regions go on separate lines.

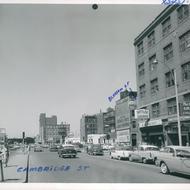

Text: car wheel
xmin=160 ymin=162 xmax=169 ymax=174
xmin=142 ymin=158 xmax=147 ymax=164
xmin=129 ymin=156 xmax=133 ymax=162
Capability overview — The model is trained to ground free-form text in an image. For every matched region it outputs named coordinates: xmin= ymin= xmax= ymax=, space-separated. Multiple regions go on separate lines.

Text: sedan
xmin=156 ymin=146 xmax=190 ymax=176
xmin=129 ymin=145 xmax=159 ymax=164
xmin=58 ymin=144 xmax=77 ymax=158
xmin=34 ymin=146 xmax=43 ymax=152
xmin=110 ymin=145 xmax=133 ymax=160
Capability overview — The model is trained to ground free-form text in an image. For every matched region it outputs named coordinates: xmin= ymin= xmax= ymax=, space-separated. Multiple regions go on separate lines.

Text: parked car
xmin=74 ymin=145 xmax=82 ymax=153
xmin=156 ymin=146 xmax=190 ymax=176
xmin=128 ymin=145 xmax=159 ymax=164
xmin=87 ymin=144 xmax=104 ymax=156
xmin=110 ymin=145 xmax=133 ymax=160
xmin=41 ymin=144 xmax=49 ymax=148
xmin=58 ymin=144 xmax=77 ymax=158
xmin=49 ymin=145 xmax=58 ymax=152
xmin=34 ymin=146 xmax=43 ymax=152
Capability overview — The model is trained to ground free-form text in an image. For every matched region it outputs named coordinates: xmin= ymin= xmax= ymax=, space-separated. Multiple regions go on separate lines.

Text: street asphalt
xmin=21 ymin=149 xmax=190 ymax=183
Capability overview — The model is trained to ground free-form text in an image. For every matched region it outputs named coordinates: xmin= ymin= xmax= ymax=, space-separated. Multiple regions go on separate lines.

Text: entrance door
xmin=182 ymin=135 xmax=187 ymax=146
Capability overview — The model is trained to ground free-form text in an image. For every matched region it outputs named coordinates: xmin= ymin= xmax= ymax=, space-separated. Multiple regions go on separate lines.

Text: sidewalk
xmin=0 ymin=149 xmax=28 ymax=183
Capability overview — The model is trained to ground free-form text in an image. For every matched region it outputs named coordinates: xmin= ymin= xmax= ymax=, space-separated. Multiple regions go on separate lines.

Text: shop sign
xmin=116 ymin=115 xmax=130 ymax=129
xmin=182 ymin=102 xmax=190 ymax=115
xmin=135 ymin=109 xmax=149 ymax=119
xmin=116 ymin=129 xmax=130 ymax=143
xmin=147 ymin=119 xmax=162 ymax=126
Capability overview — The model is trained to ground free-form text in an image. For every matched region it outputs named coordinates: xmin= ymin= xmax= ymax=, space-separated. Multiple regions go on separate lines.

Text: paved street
xmin=20 ymin=150 xmax=190 ymax=183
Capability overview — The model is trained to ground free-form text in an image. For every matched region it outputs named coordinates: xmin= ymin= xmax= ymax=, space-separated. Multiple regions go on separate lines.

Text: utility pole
xmin=174 ymin=69 xmax=182 ymax=146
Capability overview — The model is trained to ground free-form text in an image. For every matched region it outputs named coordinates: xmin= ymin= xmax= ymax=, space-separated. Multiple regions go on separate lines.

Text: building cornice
xmin=134 ymin=5 xmax=179 ymax=46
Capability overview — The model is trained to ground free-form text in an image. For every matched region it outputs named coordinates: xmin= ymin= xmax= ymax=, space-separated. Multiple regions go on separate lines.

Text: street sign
xmin=135 ymin=109 xmax=149 ymax=119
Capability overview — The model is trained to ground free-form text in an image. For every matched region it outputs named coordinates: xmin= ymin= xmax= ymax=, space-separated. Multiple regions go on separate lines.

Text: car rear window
xmin=176 ymin=149 xmax=190 ymax=154
xmin=145 ymin=147 xmax=159 ymax=151
xmin=63 ymin=146 xmax=74 ymax=149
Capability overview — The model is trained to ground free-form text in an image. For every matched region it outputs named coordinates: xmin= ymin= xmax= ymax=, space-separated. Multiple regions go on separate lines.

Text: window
xmin=149 ymin=54 xmax=157 ymax=71
xmin=177 ymin=5 xmax=189 ymax=23
xmin=162 ymin=17 xmax=171 ymax=37
xmin=165 ymin=70 xmax=174 ymax=87
xmin=184 ymin=93 xmax=190 ymax=102
xmin=147 ymin=31 xmax=155 ymax=48
xmin=137 ymin=42 xmax=144 ymax=56
xmin=167 ymin=98 xmax=177 ymax=115
xmin=181 ymin=62 xmax=190 ymax=81
xmin=179 ymin=30 xmax=190 ymax=52
xmin=139 ymin=84 xmax=146 ymax=98
xmin=132 ymin=121 xmax=136 ymax=128
xmin=150 ymin=78 xmax=159 ymax=95
xmin=138 ymin=62 xmax=145 ymax=77
xmin=152 ymin=103 xmax=160 ymax=118
xmin=163 ymin=43 xmax=173 ymax=61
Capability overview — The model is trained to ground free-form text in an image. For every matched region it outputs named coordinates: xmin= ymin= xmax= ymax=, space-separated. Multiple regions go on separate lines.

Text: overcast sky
xmin=0 ymin=4 xmax=166 ymax=138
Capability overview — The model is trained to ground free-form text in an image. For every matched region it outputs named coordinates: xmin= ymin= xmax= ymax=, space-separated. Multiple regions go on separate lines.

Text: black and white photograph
xmin=0 ymin=0 xmax=190 ymax=185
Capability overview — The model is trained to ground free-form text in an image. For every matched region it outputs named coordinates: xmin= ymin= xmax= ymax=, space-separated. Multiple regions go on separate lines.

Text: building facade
xmin=103 ymin=107 xmax=116 ymax=143
xmin=115 ymin=90 xmax=138 ymax=146
xmin=0 ymin=128 xmax=6 ymax=144
xmin=39 ymin=113 xmax=70 ymax=144
xmin=134 ymin=5 xmax=190 ymax=147
xmin=80 ymin=115 xmax=97 ymax=142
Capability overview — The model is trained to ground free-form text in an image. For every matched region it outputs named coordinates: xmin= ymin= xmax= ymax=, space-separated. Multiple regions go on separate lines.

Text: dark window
xmin=139 ymin=84 xmax=146 ymax=98
xmin=177 ymin=5 xmax=189 ymax=23
xmin=138 ymin=62 xmax=145 ymax=77
xmin=179 ymin=30 xmax=190 ymax=52
xmin=150 ymin=78 xmax=159 ymax=95
xmin=167 ymin=98 xmax=177 ymax=115
xmin=137 ymin=42 xmax=144 ymax=56
xmin=149 ymin=54 xmax=157 ymax=71
xmin=163 ymin=43 xmax=173 ymax=61
xmin=152 ymin=103 xmax=160 ymax=118
xmin=183 ymin=93 xmax=190 ymax=102
xmin=162 ymin=17 xmax=171 ymax=37
xmin=181 ymin=62 xmax=190 ymax=81
xmin=165 ymin=70 xmax=174 ymax=87
xmin=147 ymin=31 xmax=155 ymax=48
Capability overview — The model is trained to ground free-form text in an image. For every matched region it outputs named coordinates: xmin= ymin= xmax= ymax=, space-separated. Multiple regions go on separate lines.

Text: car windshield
xmin=145 ymin=147 xmax=159 ymax=151
xmin=118 ymin=146 xmax=132 ymax=150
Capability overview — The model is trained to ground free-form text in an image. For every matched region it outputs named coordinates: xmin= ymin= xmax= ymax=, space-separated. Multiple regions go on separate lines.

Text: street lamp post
xmin=153 ymin=59 xmax=182 ymax=146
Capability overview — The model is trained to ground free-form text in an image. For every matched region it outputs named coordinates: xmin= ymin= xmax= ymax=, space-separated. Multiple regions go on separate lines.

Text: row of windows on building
xmin=142 ymin=93 xmax=190 ymax=118
xmin=137 ymin=5 xmax=190 ymax=56
xmin=138 ymin=33 xmax=190 ymax=79
xmin=139 ymin=61 xmax=190 ymax=98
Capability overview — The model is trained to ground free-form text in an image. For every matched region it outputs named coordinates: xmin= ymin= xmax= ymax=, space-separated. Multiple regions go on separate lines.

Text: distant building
xmin=87 ymin=134 xmax=106 ymax=144
xmin=39 ymin=113 xmax=70 ymax=144
xmin=80 ymin=115 xmax=97 ymax=142
xmin=103 ymin=107 xmax=116 ymax=143
xmin=115 ymin=89 xmax=138 ymax=146
xmin=96 ymin=111 xmax=104 ymax=134
xmin=0 ymin=128 xmax=6 ymax=144
xmin=134 ymin=5 xmax=190 ymax=146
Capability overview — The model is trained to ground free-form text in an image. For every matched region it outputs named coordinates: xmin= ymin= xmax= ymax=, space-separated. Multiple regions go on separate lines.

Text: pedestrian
xmin=5 ymin=145 xmax=9 ymax=167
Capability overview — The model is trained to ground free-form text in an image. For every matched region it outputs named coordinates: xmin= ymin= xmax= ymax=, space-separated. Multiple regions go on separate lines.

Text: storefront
xmin=139 ymin=119 xmax=164 ymax=147
xmin=164 ymin=120 xmax=190 ymax=146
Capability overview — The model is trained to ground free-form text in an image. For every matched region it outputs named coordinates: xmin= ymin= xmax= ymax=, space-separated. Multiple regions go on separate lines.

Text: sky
xmin=0 ymin=4 xmax=166 ymax=138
